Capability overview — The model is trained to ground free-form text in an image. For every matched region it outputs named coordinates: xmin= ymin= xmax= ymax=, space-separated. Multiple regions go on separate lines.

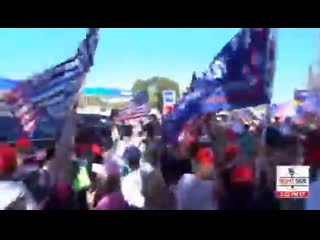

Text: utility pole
xmin=307 ymin=65 xmax=314 ymax=90
xmin=308 ymin=33 xmax=320 ymax=90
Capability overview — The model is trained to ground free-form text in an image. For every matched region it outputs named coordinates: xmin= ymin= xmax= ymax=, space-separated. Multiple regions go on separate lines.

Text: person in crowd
xmin=273 ymin=117 xmax=281 ymax=129
xmin=207 ymin=118 xmax=228 ymax=165
xmin=39 ymin=108 xmax=80 ymax=210
xmin=111 ymin=123 xmax=120 ymax=147
xmin=236 ymin=124 xmax=256 ymax=165
xmin=3 ymin=89 xmax=320 ymax=211
xmin=303 ymin=126 xmax=320 ymax=183
xmin=88 ymin=161 xmax=125 ymax=210
xmin=159 ymin=146 xmax=193 ymax=210
xmin=0 ymin=143 xmax=38 ymax=210
xmin=219 ymin=165 xmax=256 ymax=210
xmin=119 ymin=120 xmax=126 ymax=141
xmin=141 ymin=142 xmax=174 ymax=210
xmin=42 ymin=181 xmax=76 ymax=210
xmin=143 ymin=114 xmax=161 ymax=145
xmin=14 ymin=137 xmax=33 ymax=170
xmin=305 ymin=179 xmax=320 ymax=210
xmin=217 ymin=144 xmax=240 ymax=195
xmin=21 ymin=147 xmax=54 ymax=207
xmin=121 ymin=145 xmax=144 ymax=209
xmin=254 ymin=126 xmax=282 ymax=210
xmin=175 ymin=144 xmax=218 ymax=210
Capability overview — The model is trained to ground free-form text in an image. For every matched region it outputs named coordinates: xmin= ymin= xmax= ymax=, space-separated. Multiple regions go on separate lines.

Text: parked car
xmin=0 ymin=113 xmax=112 ymax=148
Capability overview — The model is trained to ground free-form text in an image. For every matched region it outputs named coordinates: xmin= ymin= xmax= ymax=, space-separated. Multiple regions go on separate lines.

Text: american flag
xmin=116 ymin=91 xmax=150 ymax=121
xmin=4 ymin=28 xmax=99 ymax=136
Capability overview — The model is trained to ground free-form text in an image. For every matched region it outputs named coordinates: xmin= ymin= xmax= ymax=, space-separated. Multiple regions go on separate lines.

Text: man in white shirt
xmin=121 ymin=146 xmax=145 ymax=209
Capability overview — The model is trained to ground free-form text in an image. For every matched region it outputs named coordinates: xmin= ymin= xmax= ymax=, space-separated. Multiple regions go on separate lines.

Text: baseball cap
xmin=91 ymin=144 xmax=102 ymax=156
xmin=16 ymin=138 xmax=32 ymax=151
xmin=230 ymin=166 xmax=254 ymax=184
xmin=195 ymin=147 xmax=215 ymax=165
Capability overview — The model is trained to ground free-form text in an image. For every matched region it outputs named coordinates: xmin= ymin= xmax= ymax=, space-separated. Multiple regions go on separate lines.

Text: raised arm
xmin=51 ymin=105 xmax=77 ymax=185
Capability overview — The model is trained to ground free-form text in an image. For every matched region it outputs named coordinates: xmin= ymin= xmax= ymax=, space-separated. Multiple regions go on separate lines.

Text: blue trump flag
xmin=162 ymin=28 xmax=276 ymax=143
xmin=4 ymin=28 xmax=100 ymax=138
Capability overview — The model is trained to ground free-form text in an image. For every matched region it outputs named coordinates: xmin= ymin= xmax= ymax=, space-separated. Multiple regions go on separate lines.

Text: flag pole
xmin=265 ymin=28 xmax=276 ymax=126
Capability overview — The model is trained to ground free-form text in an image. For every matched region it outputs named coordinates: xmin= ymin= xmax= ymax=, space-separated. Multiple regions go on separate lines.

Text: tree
xmin=132 ymin=79 xmax=149 ymax=93
xmin=131 ymin=76 xmax=180 ymax=111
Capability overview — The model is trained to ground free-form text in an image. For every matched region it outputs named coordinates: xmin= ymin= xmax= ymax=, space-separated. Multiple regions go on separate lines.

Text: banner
xmin=300 ymin=91 xmax=320 ymax=114
xmin=294 ymin=89 xmax=310 ymax=105
xmin=4 ymin=28 xmax=100 ymax=137
xmin=162 ymin=90 xmax=176 ymax=106
xmin=162 ymin=90 xmax=176 ymax=114
xmin=162 ymin=28 xmax=277 ymax=143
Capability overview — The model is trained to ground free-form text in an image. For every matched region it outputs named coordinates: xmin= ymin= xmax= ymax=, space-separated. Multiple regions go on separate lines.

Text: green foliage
xmin=131 ymin=76 xmax=180 ymax=111
xmin=132 ymin=79 xmax=149 ymax=93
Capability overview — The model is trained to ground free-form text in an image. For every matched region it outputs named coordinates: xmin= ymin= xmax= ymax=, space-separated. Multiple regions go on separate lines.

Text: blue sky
xmin=0 ymin=28 xmax=318 ymax=103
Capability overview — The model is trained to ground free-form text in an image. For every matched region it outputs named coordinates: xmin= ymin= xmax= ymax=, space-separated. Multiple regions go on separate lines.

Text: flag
xmin=294 ymin=89 xmax=309 ymax=105
xmin=201 ymin=28 xmax=276 ymax=113
xmin=4 ymin=28 xmax=100 ymax=136
xmin=162 ymin=28 xmax=277 ymax=143
xmin=299 ymin=90 xmax=320 ymax=115
xmin=116 ymin=91 xmax=150 ymax=121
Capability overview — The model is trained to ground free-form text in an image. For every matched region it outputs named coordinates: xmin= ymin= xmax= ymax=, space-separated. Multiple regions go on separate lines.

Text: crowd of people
xmin=1 ymin=106 xmax=320 ymax=210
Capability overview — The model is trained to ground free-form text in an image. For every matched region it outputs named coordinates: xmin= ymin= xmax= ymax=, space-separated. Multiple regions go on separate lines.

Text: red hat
xmin=225 ymin=144 xmax=240 ymax=160
xmin=16 ymin=137 xmax=32 ymax=151
xmin=230 ymin=166 xmax=254 ymax=184
xmin=0 ymin=144 xmax=17 ymax=175
xmin=91 ymin=144 xmax=102 ymax=156
xmin=196 ymin=147 xmax=214 ymax=165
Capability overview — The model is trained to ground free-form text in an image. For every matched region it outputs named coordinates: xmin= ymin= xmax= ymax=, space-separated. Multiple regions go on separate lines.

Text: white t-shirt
xmin=121 ymin=169 xmax=145 ymax=209
xmin=175 ymin=174 xmax=217 ymax=210
xmin=111 ymin=127 xmax=120 ymax=142
xmin=0 ymin=181 xmax=38 ymax=210
xmin=305 ymin=180 xmax=320 ymax=210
